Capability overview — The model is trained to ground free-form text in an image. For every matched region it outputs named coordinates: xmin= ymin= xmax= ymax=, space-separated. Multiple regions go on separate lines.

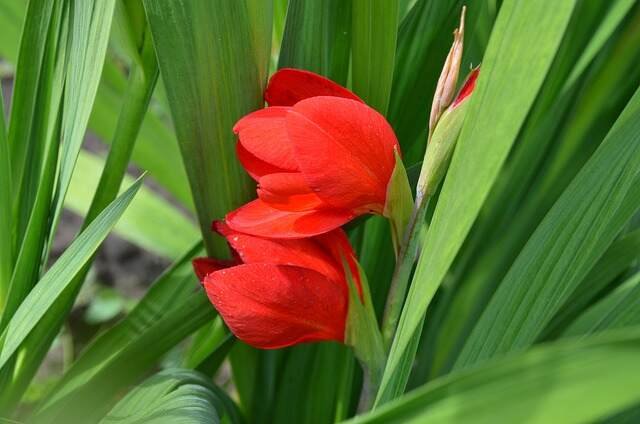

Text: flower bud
xmin=429 ymin=6 xmax=466 ymax=134
xmin=417 ymin=67 xmax=479 ymax=202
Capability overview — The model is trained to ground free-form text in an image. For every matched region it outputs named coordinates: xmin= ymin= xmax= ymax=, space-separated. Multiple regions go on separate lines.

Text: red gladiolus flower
xmin=192 ymin=222 xmax=362 ymax=349
xmin=226 ymin=68 xmax=403 ymax=239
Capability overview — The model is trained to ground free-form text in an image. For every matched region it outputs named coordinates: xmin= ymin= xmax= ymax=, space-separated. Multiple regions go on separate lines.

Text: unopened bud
xmin=417 ymin=67 xmax=478 ymax=203
xmin=429 ymin=6 xmax=466 ymax=135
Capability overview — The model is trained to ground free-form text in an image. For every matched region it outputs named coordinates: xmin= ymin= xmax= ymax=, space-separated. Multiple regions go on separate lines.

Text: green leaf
xmin=542 ymin=229 xmax=640 ymax=339
xmin=427 ymin=4 xmax=640 ymax=378
xmin=0 ymin=1 xmax=193 ymax=209
xmin=271 ymin=344 xmax=348 ymax=424
xmin=0 ymin=0 xmax=25 ymax=62
xmin=35 ymin=291 xmax=215 ymax=423
xmin=348 ymin=329 xmax=640 ymax=424
xmin=65 ymin=151 xmax=199 ymax=259
xmin=6 ymin=0 xmax=66 ymax=281
xmin=455 ymin=85 xmax=640 ymax=369
xmin=359 ymin=217 xmax=395 ymax=317
xmin=89 ymin=61 xmax=192 ymax=208
xmin=7 ymin=0 xmax=56 ymax=233
xmin=0 ymin=73 xmax=12 ymax=302
xmin=0 ymin=178 xmax=142 ymax=372
xmin=563 ymin=272 xmax=640 ymax=337
xmin=51 ymin=0 xmax=117 ymax=240
xmin=144 ymin=0 xmax=272 ymax=255
xmin=1 ymin=0 xmax=67 ymax=349
xmin=351 ymin=0 xmax=398 ymax=113
xmin=376 ymin=0 xmax=577 ymax=405
xmin=384 ymin=151 xmax=413 ymax=254
xmin=463 ymin=0 xmax=631 ymax=256
xmin=99 ymin=368 xmax=241 ymax=424
xmin=34 ymin=242 xmax=204 ymax=420
xmin=81 ymin=22 xmax=158 ymax=229
xmin=278 ymin=0 xmax=352 ymax=85
xmin=345 ymin=262 xmax=385 ymax=394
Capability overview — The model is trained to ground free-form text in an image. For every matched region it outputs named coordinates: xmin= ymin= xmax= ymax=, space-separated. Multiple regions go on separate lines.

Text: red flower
xmin=226 ymin=68 xmax=402 ymax=238
xmin=192 ymin=222 xmax=361 ymax=349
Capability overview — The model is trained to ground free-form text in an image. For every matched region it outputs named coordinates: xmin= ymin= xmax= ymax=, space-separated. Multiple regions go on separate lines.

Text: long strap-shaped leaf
xmin=34 ymin=243 xmax=203 ymax=421
xmin=37 ymin=291 xmax=215 ymax=423
xmin=0 ymin=3 xmax=193 ymax=211
xmin=0 ymin=77 xmax=12 ymax=299
xmin=0 ymin=178 xmax=142 ymax=371
xmin=375 ymin=0 xmax=577 ymax=405
xmin=351 ymin=0 xmax=398 ymax=114
xmin=563 ymin=271 xmax=640 ymax=338
xmin=143 ymin=0 xmax=271 ymax=256
xmin=542 ymin=229 xmax=640 ymax=339
xmin=278 ymin=0 xmax=352 ymax=85
xmin=99 ymin=369 xmax=242 ymax=424
xmin=349 ymin=328 xmax=640 ymax=424
xmin=66 ymin=151 xmax=199 ymax=259
xmin=50 ymin=0 xmax=116 ymax=243
xmin=455 ymin=83 xmax=640 ymax=369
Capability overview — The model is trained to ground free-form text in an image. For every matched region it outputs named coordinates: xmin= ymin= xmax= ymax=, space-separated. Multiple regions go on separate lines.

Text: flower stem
xmin=381 ymin=195 xmax=430 ymax=349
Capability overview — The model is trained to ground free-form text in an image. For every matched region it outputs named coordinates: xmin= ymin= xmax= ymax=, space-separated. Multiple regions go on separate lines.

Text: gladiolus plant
xmin=1 ymin=1 xmax=640 ymax=423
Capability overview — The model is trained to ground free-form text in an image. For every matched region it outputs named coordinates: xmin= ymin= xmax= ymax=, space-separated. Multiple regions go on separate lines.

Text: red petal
xmin=233 ymin=107 xmax=298 ymax=171
xmin=236 ymin=143 xmax=287 ymax=181
xmin=225 ymin=199 xmax=354 ymax=239
xmin=287 ymin=97 xmax=399 ymax=213
xmin=316 ymin=230 xmax=363 ymax=299
xmin=265 ymin=68 xmax=363 ymax=106
xmin=452 ymin=67 xmax=479 ymax=108
xmin=192 ymin=257 xmax=235 ymax=282
xmin=258 ymin=172 xmax=325 ymax=211
xmin=213 ymin=221 xmax=344 ymax=283
xmin=204 ymin=263 xmax=347 ymax=349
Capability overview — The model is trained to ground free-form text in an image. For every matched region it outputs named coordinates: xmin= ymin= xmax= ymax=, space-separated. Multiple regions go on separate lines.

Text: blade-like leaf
xmin=564 ymin=272 xmax=640 ymax=337
xmin=144 ymin=0 xmax=271 ymax=255
xmin=51 ymin=0 xmax=117 ymax=238
xmin=36 ymin=242 xmax=204 ymax=420
xmin=351 ymin=0 xmax=398 ymax=113
xmin=0 ymin=178 xmax=142 ymax=371
xmin=36 ymin=291 xmax=215 ymax=423
xmin=542 ymin=229 xmax=640 ymax=339
xmin=0 ymin=1 xmax=193 ymax=209
xmin=455 ymin=84 xmax=640 ymax=369
xmin=65 ymin=151 xmax=199 ymax=259
xmin=0 ymin=76 xmax=12 ymax=301
xmin=7 ymin=0 xmax=56 ymax=230
xmin=81 ymin=21 xmax=159 ymax=230
xmin=376 ymin=0 xmax=577 ymax=404
xmin=278 ymin=0 xmax=352 ymax=85
xmin=0 ymin=0 xmax=68 ymax=349
xmin=0 ymin=0 xmax=24 ymax=62
xmin=89 ymin=63 xmax=192 ymax=208
xmin=100 ymin=369 xmax=241 ymax=424
xmin=350 ymin=329 xmax=640 ymax=424
xmin=427 ymin=5 xmax=640 ymax=378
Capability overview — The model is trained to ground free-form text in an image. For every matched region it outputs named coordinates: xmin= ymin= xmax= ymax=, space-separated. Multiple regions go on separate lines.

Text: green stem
xmin=353 ymin=320 xmax=386 ymax=411
xmin=344 ymin=259 xmax=387 ymax=411
xmin=381 ymin=196 xmax=430 ymax=349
